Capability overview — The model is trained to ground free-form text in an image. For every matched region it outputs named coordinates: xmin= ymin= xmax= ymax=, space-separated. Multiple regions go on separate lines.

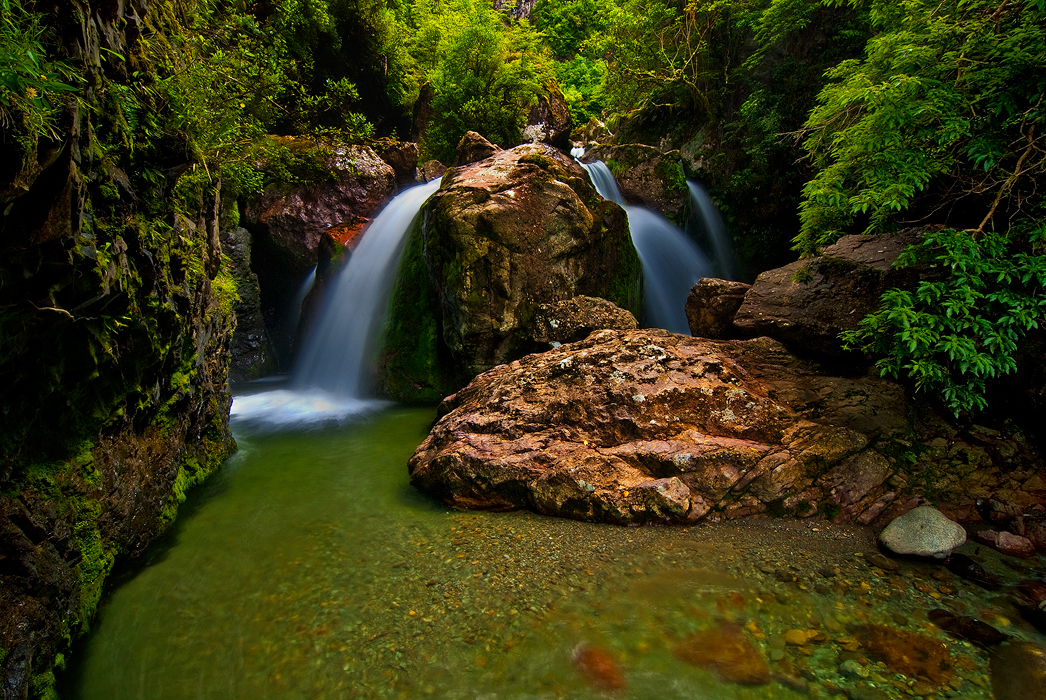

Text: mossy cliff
xmin=380 ymin=143 xmax=641 ymax=402
xmin=0 ymin=1 xmax=236 ymax=697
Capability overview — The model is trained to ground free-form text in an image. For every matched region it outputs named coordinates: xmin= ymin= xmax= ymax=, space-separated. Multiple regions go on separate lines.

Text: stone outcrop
xmin=523 ymin=82 xmax=573 ymax=150
xmin=733 ymin=231 xmax=924 ymax=355
xmin=221 ymin=227 xmax=275 ymax=381
xmin=409 ymin=329 xmax=1045 ymax=526
xmin=381 ymin=142 xmax=642 ymax=402
xmin=686 ymin=278 xmax=751 ymax=339
xmin=529 ymin=296 xmax=637 ymax=347
xmin=377 ymin=141 xmax=421 ymax=186
xmin=1 ymin=1 xmax=236 ymax=694
xmin=244 ymin=140 xmax=397 ymax=275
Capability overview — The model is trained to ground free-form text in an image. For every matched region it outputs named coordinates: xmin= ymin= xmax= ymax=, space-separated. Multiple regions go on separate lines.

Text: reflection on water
xmin=65 ymin=408 xmax=1043 ymax=699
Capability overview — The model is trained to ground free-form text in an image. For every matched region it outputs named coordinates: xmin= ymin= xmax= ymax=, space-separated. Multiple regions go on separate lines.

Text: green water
xmin=65 ymin=407 xmax=1041 ymax=700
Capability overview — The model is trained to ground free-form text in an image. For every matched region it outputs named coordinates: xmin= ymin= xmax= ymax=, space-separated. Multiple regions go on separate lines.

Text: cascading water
xmin=288 ymin=265 xmax=317 ymax=333
xmin=577 ymin=159 xmax=711 ymax=334
xmin=231 ymin=179 xmax=440 ymax=426
xmin=686 ymin=180 xmax=737 ymax=281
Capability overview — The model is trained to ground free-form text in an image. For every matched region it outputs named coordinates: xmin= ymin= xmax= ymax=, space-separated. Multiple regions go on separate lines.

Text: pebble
xmin=866 ymin=552 xmax=901 ymax=571
xmin=839 ymin=659 xmax=870 ymax=679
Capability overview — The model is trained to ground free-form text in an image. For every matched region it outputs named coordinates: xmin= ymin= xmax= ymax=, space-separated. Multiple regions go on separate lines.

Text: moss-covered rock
xmin=381 ymin=142 xmax=641 ymax=400
xmin=0 ymin=1 xmax=237 ymax=697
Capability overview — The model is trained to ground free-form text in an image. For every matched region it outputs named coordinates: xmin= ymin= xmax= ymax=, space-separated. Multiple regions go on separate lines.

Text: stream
xmin=62 ymin=402 xmax=1044 ymax=699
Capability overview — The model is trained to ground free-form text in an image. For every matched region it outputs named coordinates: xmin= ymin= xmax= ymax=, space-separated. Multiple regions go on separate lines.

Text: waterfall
xmin=686 ymin=180 xmax=737 ymax=281
xmin=578 ymin=159 xmax=711 ymax=334
xmin=231 ymin=179 xmax=440 ymax=427
xmin=288 ymin=265 xmax=317 ymax=333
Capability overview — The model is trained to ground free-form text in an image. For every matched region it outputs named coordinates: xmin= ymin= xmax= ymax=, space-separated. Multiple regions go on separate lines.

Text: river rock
xmin=733 ymin=231 xmax=923 ymax=356
xmin=529 ymin=296 xmax=637 ymax=346
xmin=381 ymin=143 xmax=641 ymax=399
xmin=927 ymin=609 xmax=1008 ymax=646
xmin=853 ymin=624 xmax=954 ymax=685
xmin=454 ymin=130 xmax=500 ymax=166
xmin=686 ymin=278 xmax=750 ymax=339
xmin=672 ymin=623 xmax=771 ymax=685
xmin=975 ymin=529 xmax=1037 ymax=558
xmin=990 ymin=642 xmax=1046 ymax=700
xmin=878 ymin=506 xmax=966 ymax=558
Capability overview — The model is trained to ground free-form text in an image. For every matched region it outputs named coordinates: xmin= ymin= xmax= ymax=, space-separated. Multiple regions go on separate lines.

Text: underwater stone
xmin=878 ymin=506 xmax=966 ymax=558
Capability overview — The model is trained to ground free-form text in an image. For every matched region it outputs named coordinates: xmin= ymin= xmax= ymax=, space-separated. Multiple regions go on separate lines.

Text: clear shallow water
xmin=65 ymin=408 xmax=1044 ymax=700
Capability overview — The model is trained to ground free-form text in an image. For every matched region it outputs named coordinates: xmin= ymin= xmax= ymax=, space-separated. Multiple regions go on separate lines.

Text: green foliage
xmin=796 ymin=0 xmax=1046 ymax=253
xmin=0 ymin=0 xmax=80 ymax=148
xmin=842 ymin=227 xmax=1046 ymax=415
xmin=406 ymin=0 xmax=554 ymax=162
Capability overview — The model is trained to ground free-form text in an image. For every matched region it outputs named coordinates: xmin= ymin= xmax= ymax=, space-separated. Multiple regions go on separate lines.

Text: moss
xmin=655 ymin=158 xmax=687 ymax=192
xmin=28 ymin=671 xmax=58 ymax=700
xmin=378 ymin=216 xmax=455 ymax=403
xmin=518 ymin=153 xmax=555 ymax=169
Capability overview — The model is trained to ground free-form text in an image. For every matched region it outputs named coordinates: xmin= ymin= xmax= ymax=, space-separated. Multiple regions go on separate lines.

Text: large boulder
xmin=878 ymin=506 xmax=966 ymax=558
xmin=733 ymin=231 xmax=924 ymax=356
xmin=453 ymin=131 xmax=501 ymax=167
xmin=408 ymin=329 xmax=1046 ymax=526
xmin=381 ymin=143 xmax=642 ymax=402
xmin=377 ymin=141 xmax=421 ymax=186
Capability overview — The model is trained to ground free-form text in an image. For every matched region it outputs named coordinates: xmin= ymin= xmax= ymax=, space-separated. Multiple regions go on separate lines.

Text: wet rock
xmin=733 ymin=231 xmax=923 ymax=356
xmin=853 ymin=624 xmax=954 ymax=685
xmin=878 ymin=506 xmax=966 ymax=558
xmin=529 ymin=296 xmax=637 ymax=347
xmin=944 ymin=553 xmax=1002 ymax=590
xmin=580 ymin=143 xmax=687 ymax=219
xmin=783 ymin=629 xmax=819 ymax=646
xmin=571 ymin=644 xmax=626 ymax=692
xmin=927 ymin=609 xmax=1008 ymax=646
xmin=990 ymin=642 xmax=1046 ymax=700
xmin=672 ymin=623 xmax=771 ymax=685
xmin=523 ymin=81 xmax=572 ymax=150
xmin=221 ymin=227 xmax=275 ymax=381
xmin=685 ymin=278 xmax=750 ymax=339
xmin=453 ymin=131 xmax=500 ymax=166
xmin=975 ymin=529 xmax=1037 ymax=558
xmin=839 ymin=658 xmax=870 ymax=679
xmin=1018 ymin=579 xmax=1046 ymax=603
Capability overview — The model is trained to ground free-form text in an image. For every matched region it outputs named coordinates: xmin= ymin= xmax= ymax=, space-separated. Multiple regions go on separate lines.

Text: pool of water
xmin=62 ymin=407 xmax=1045 ymax=700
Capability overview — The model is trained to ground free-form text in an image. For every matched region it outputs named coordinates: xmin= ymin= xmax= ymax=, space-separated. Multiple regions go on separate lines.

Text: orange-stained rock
xmin=672 ymin=623 xmax=771 ymax=685
xmin=854 ymin=624 xmax=954 ymax=685
xmin=572 ymin=645 xmax=626 ymax=692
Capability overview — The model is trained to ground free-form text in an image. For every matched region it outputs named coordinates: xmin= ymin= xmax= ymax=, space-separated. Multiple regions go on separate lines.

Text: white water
xmin=686 ymin=180 xmax=738 ymax=281
xmin=231 ymin=180 xmax=440 ymax=427
xmin=578 ymin=159 xmax=711 ymax=334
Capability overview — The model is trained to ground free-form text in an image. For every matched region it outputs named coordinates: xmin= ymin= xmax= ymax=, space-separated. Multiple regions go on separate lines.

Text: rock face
xmin=686 ymin=278 xmax=751 ymax=339
xmin=523 ymin=82 xmax=573 ymax=150
xmin=409 ymin=329 xmax=1045 ymax=526
xmin=878 ymin=506 xmax=966 ymax=558
xmin=245 ymin=140 xmax=397 ymax=275
xmin=381 ymin=142 xmax=642 ymax=401
xmin=0 ymin=1 xmax=236 ymax=694
xmin=221 ymin=227 xmax=275 ymax=381
xmin=529 ymin=296 xmax=637 ymax=346
xmin=378 ymin=141 xmax=421 ymax=186
xmin=733 ymin=231 xmax=923 ymax=355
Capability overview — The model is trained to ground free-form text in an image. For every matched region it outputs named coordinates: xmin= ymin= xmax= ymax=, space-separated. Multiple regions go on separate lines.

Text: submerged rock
xmin=944 ymin=553 xmax=1002 ymax=590
xmin=672 ymin=623 xmax=771 ymax=686
xmin=853 ymin=624 xmax=954 ymax=685
xmin=990 ymin=642 xmax=1046 ymax=700
xmin=571 ymin=645 xmax=626 ymax=692
xmin=878 ymin=506 xmax=966 ymax=558
xmin=927 ymin=609 xmax=1008 ymax=646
